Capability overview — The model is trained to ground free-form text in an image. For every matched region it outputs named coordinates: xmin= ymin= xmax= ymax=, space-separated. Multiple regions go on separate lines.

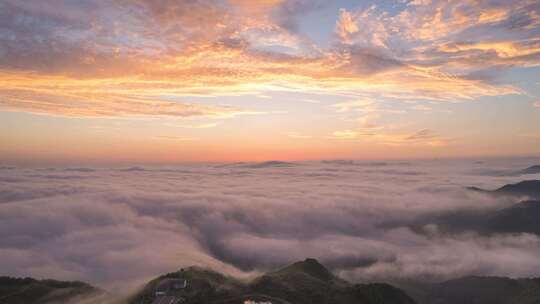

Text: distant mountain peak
xmin=522 ymin=165 xmax=540 ymax=175
xmin=303 ymin=257 xmax=322 ymax=265
xmin=0 ymin=276 xmax=103 ymax=304
xmin=495 ymin=180 xmax=540 ymax=198
xmin=281 ymin=258 xmax=333 ymax=281
xmin=241 ymin=161 xmax=297 ymax=168
xmin=467 ymin=180 xmax=540 ymax=199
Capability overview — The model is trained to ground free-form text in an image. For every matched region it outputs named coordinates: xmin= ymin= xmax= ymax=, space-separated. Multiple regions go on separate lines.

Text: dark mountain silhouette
xmin=241 ymin=161 xmax=297 ymax=169
xmin=494 ymin=180 xmax=540 ymax=198
xmin=521 ymin=165 xmax=540 ymax=175
xmin=129 ymin=258 xmax=416 ymax=304
xmin=4 ymin=262 xmax=540 ymax=304
xmin=248 ymin=258 xmax=350 ymax=304
xmin=412 ymin=199 xmax=540 ymax=236
xmin=485 ymin=200 xmax=540 ymax=234
xmin=126 ymin=266 xmax=246 ymax=304
xmin=321 ymin=159 xmax=355 ymax=165
xmin=467 ymin=180 xmax=540 ymax=199
xmin=262 ymin=258 xmax=341 ymax=283
xmin=0 ymin=276 xmax=103 ymax=304
xmin=117 ymin=166 xmax=146 ymax=172
xmin=404 ymin=181 xmax=540 ymax=236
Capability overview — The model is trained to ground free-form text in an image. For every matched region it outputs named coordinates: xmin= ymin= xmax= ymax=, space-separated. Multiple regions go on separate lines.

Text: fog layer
xmin=1 ymin=158 xmax=540 ymax=290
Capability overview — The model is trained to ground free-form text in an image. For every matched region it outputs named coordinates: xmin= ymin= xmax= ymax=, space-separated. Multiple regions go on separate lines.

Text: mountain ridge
xmin=467 ymin=180 xmax=540 ymax=199
xmin=4 ymin=259 xmax=540 ymax=304
xmin=0 ymin=276 xmax=104 ymax=304
xmin=128 ymin=258 xmax=416 ymax=304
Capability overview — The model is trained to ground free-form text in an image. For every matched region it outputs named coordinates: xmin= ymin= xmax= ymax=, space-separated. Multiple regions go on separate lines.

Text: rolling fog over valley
xmin=2 ymin=0 xmax=540 ymax=302
xmin=2 ymin=158 xmax=540 ymax=292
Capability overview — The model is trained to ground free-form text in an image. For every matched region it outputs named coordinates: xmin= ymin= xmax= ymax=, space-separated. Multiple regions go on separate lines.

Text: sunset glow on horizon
xmin=1 ymin=0 xmax=540 ymax=164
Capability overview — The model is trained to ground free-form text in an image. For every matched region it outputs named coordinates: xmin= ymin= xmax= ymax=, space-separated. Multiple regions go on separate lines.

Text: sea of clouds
xmin=1 ymin=158 xmax=540 ymax=291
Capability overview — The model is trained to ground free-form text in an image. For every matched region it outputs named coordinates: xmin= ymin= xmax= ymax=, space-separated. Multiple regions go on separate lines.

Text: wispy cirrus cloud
xmin=331 ymin=128 xmax=449 ymax=147
xmin=154 ymin=135 xmax=198 ymax=141
xmin=0 ymin=87 xmax=252 ymax=119
xmin=334 ymin=0 xmax=539 ymax=92
xmin=286 ymin=132 xmax=312 ymax=139
xmin=180 ymin=123 xmax=219 ymax=129
xmin=332 ymin=130 xmax=362 ymax=140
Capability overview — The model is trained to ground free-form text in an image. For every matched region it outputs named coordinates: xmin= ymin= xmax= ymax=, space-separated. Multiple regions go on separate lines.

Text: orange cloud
xmin=0 ymin=74 xmax=255 ymax=118
xmin=331 ymin=128 xmax=450 ymax=147
xmin=0 ymin=0 xmax=534 ymax=119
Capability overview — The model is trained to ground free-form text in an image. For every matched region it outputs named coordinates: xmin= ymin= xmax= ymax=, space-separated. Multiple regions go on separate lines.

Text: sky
xmin=1 ymin=158 xmax=540 ymax=290
xmin=1 ymin=0 xmax=540 ymax=164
